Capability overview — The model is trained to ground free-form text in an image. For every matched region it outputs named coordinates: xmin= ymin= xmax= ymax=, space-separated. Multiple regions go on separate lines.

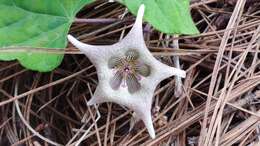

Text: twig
xmin=14 ymin=80 xmax=63 ymax=146
xmin=74 ymin=84 xmax=101 ymax=146
xmin=171 ymin=35 xmax=183 ymax=97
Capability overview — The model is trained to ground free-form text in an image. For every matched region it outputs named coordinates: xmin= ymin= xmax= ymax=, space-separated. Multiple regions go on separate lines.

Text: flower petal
xmin=126 ymin=73 xmax=141 ymax=94
xmin=134 ymin=107 xmax=155 ymax=139
xmin=67 ymin=35 xmax=108 ymax=65
xmin=141 ymin=112 xmax=155 ymax=139
xmin=108 ymin=56 xmax=124 ymax=69
xmin=122 ymin=4 xmax=145 ymax=44
xmin=125 ymin=49 xmax=139 ymax=61
xmin=135 ymin=62 xmax=151 ymax=77
xmin=87 ymin=85 xmax=108 ymax=105
xmin=131 ymin=4 xmax=145 ymax=34
xmin=68 ymin=35 xmax=96 ymax=55
xmin=109 ymin=71 xmax=123 ymax=90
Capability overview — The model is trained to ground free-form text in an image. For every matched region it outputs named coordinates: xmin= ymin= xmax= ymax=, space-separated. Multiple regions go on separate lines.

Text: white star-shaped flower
xmin=67 ymin=4 xmax=186 ymax=138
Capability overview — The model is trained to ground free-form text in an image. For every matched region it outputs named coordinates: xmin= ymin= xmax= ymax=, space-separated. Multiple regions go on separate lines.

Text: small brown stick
xmin=0 ymin=66 xmax=91 ymax=107
xmin=171 ymin=35 xmax=183 ymax=97
xmin=14 ymin=81 xmax=63 ymax=146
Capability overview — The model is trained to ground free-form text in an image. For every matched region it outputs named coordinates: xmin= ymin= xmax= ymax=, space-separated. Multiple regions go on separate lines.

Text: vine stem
xmin=74 ymin=18 xmax=118 ymax=24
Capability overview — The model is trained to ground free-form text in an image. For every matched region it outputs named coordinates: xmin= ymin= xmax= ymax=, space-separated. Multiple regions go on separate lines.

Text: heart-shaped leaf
xmin=121 ymin=0 xmax=199 ymax=34
xmin=0 ymin=0 xmax=93 ymax=72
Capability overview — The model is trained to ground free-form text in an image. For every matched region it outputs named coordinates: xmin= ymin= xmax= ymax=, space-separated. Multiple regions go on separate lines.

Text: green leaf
xmin=121 ymin=0 xmax=199 ymax=34
xmin=0 ymin=0 xmax=94 ymax=72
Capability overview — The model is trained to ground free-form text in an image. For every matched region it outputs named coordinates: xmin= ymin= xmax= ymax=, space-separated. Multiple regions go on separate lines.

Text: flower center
xmin=124 ymin=66 xmax=130 ymax=72
xmin=108 ymin=49 xmax=151 ymax=94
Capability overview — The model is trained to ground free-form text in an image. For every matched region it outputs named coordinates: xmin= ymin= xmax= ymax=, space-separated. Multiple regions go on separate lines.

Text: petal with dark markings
xmin=126 ymin=73 xmax=141 ymax=94
xmin=125 ymin=49 xmax=139 ymax=61
xmin=109 ymin=71 xmax=123 ymax=90
xmin=108 ymin=56 xmax=123 ymax=69
xmin=135 ymin=62 xmax=151 ymax=77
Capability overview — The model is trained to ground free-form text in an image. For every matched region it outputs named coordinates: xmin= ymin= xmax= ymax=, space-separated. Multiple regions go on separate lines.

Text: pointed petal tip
xmin=139 ymin=4 xmax=145 ymax=15
xmin=67 ymin=34 xmax=93 ymax=54
xmin=150 ymin=131 xmax=156 ymax=139
xmin=67 ymin=34 xmax=77 ymax=44
xmin=139 ymin=112 xmax=156 ymax=139
xmin=67 ymin=34 xmax=73 ymax=39
xmin=171 ymin=67 xmax=186 ymax=78
xmin=136 ymin=4 xmax=145 ymax=21
xmin=180 ymin=70 xmax=186 ymax=78
xmin=87 ymin=101 xmax=94 ymax=106
xmin=67 ymin=34 xmax=81 ymax=48
xmin=87 ymin=93 xmax=106 ymax=105
xmin=148 ymin=126 xmax=156 ymax=139
xmin=87 ymin=98 xmax=96 ymax=106
xmin=133 ymin=4 xmax=145 ymax=27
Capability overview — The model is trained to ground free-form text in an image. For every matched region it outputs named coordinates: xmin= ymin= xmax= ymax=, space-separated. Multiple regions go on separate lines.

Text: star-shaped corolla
xmin=67 ymin=4 xmax=186 ymax=138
